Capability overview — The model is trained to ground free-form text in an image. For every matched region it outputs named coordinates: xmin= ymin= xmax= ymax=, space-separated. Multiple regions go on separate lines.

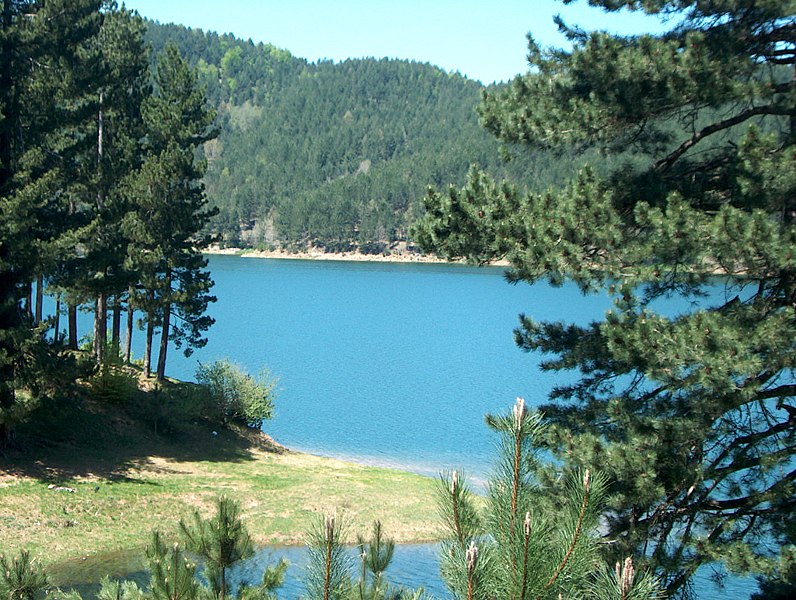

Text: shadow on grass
xmin=1 ymin=380 xmax=284 ymax=483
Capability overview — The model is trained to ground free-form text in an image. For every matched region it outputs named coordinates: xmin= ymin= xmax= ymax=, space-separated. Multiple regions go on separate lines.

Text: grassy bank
xmin=0 ymin=379 xmax=441 ymax=585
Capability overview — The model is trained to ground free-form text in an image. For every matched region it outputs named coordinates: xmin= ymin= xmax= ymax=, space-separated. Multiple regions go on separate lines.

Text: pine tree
xmin=179 ymin=496 xmax=253 ymax=600
xmin=125 ymin=43 xmax=217 ymax=381
xmin=436 ymin=398 xmax=663 ymax=600
xmin=304 ymin=513 xmax=353 ymax=600
xmin=414 ymin=1 xmax=796 ymax=596
xmin=0 ymin=0 xmax=102 ymax=444
xmin=0 ymin=550 xmax=48 ymax=600
xmin=146 ymin=531 xmax=200 ymax=600
xmin=45 ymin=2 xmax=150 ymax=365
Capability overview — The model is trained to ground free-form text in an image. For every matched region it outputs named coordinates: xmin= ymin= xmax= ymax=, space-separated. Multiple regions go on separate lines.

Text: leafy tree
xmin=414 ymin=1 xmax=795 ymax=597
xmin=195 ymin=360 xmax=277 ymax=428
xmin=179 ymin=496 xmax=254 ymax=600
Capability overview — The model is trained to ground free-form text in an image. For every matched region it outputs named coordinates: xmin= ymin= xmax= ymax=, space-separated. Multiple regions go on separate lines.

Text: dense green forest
xmin=0 ymin=0 xmax=216 ymax=409
xmin=144 ymin=23 xmax=566 ymax=251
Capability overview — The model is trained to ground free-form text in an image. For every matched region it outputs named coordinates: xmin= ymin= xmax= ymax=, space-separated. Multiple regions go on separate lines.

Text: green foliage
xmin=355 ymin=521 xmax=399 ymax=599
xmin=179 ymin=496 xmax=254 ymax=600
xmin=90 ymin=363 xmax=140 ymax=405
xmin=146 ymin=531 xmax=200 ymax=600
xmin=144 ymin=22 xmax=569 ymax=250
xmin=0 ymin=0 xmax=104 ymax=444
xmin=122 ymin=41 xmax=218 ymax=380
xmin=304 ymin=514 xmax=353 ymax=600
xmin=0 ymin=550 xmax=48 ymax=600
xmin=95 ymin=576 xmax=144 ymax=600
xmin=414 ymin=1 xmax=796 ymax=597
xmin=195 ymin=360 xmax=276 ymax=429
xmin=236 ymin=559 xmax=288 ymax=600
xmin=436 ymin=398 xmax=662 ymax=600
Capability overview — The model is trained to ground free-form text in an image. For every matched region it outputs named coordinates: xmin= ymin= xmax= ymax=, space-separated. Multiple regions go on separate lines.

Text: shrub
xmin=195 ymin=360 xmax=276 ymax=428
xmin=90 ymin=363 xmax=141 ymax=405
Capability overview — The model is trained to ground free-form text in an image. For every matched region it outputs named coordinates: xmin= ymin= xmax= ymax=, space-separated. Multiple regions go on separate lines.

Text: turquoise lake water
xmin=57 ymin=255 xmax=757 ymax=598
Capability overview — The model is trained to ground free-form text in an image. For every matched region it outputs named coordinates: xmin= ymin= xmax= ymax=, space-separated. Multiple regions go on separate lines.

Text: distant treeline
xmin=145 ymin=23 xmax=576 ymax=251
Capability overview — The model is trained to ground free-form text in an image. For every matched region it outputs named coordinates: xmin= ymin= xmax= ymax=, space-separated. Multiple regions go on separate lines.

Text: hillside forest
xmin=144 ymin=23 xmax=579 ymax=252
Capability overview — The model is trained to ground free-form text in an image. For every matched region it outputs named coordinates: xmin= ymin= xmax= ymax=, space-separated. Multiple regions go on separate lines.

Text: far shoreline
xmin=203 ymin=245 xmax=510 ymax=267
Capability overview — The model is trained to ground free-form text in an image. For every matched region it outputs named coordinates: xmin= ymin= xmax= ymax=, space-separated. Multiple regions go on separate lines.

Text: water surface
xmin=54 ymin=255 xmax=757 ymax=598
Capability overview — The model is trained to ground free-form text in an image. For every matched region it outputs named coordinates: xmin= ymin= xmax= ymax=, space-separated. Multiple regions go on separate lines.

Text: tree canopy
xmin=0 ymin=2 xmax=219 ymax=443
xmin=415 ymin=1 xmax=796 ymax=597
xmin=144 ymin=22 xmax=575 ymax=251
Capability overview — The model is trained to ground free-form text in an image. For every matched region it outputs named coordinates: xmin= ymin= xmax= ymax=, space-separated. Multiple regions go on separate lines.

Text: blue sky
xmin=122 ymin=0 xmax=674 ymax=84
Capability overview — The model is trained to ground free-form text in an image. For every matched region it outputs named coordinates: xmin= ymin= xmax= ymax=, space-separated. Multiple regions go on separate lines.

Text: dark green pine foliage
xmin=414 ymin=1 xmax=796 ymax=597
xmin=304 ymin=513 xmax=352 ymax=600
xmin=178 ymin=496 xmax=254 ymax=600
xmin=126 ymin=42 xmax=217 ymax=381
xmin=0 ymin=550 xmax=48 ymax=600
xmin=146 ymin=531 xmax=200 ymax=600
xmin=436 ymin=398 xmax=663 ymax=600
xmin=0 ymin=0 xmax=102 ymax=444
xmin=50 ymin=2 xmax=151 ymax=365
xmin=143 ymin=23 xmax=570 ymax=250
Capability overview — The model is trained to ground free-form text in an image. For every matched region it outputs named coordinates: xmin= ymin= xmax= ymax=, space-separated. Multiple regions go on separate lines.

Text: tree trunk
xmin=53 ymin=297 xmax=61 ymax=344
xmin=94 ymin=292 xmax=107 ymax=363
xmin=34 ymin=274 xmax=43 ymax=324
xmin=124 ymin=302 xmax=134 ymax=364
xmin=24 ymin=282 xmax=32 ymax=319
xmin=144 ymin=287 xmax=155 ymax=378
xmin=144 ymin=316 xmax=153 ymax=378
xmin=156 ymin=270 xmax=171 ymax=381
xmin=68 ymin=304 xmax=78 ymax=350
xmin=111 ymin=297 xmax=121 ymax=358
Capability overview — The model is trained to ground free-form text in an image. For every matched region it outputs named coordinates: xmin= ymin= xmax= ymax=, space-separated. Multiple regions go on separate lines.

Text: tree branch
xmin=654 ymin=104 xmax=793 ymax=172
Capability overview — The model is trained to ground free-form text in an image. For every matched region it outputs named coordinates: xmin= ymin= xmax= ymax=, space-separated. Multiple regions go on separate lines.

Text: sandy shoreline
xmin=204 ymin=245 xmax=510 ymax=266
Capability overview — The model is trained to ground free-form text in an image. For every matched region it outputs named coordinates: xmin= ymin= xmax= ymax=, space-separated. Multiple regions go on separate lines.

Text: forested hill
xmin=145 ymin=22 xmax=561 ymax=251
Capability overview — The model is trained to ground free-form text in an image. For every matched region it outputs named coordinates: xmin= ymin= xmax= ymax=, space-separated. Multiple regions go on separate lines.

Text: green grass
xmin=0 ymin=382 xmax=442 ymax=585
xmin=1 ymin=452 xmax=440 ymax=585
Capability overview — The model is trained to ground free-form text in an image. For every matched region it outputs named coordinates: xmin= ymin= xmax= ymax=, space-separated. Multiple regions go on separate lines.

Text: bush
xmin=195 ymin=360 xmax=276 ymax=428
xmin=90 ymin=363 xmax=141 ymax=405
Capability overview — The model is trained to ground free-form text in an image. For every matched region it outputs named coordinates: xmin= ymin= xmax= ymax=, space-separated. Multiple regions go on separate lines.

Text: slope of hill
xmin=145 ymin=22 xmax=563 ymax=251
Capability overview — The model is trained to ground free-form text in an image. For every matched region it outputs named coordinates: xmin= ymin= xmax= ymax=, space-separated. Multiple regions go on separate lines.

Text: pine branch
xmin=653 ymin=104 xmax=793 ymax=172
xmin=541 ymin=470 xmax=591 ymax=596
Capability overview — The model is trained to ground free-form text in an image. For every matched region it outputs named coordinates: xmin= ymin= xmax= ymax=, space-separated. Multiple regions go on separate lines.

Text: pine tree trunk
xmin=124 ymin=302 xmax=134 ymax=364
xmin=53 ymin=297 xmax=61 ymax=344
xmin=156 ymin=269 xmax=171 ymax=381
xmin=34 ymin=274 xmax=43 ymax=324
xmin=94 ymin=292 xmax=107 ymax=363
xmin=68 ymin=304 xmax=78 ymax=350
xmin=24 ymin=282 xmax=32 ymax=319
xmin=144 ymin=314 xmax=153 ymax=378
xmin=111 ymin=297 xmax=121 ymax=358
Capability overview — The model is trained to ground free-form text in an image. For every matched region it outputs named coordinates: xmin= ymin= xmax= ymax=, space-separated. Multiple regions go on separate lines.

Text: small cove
xmin=48 ymin=255 xmax=757 ymax=598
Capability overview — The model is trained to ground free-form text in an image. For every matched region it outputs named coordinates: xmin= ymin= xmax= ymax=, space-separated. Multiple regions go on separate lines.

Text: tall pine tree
xmin=414 ymin=1 xmax=796 ymax=596
xmin=0 ymin=0 xmax=102 ymax=443
xmin=125 ymin=43 xmax=217 ymax=380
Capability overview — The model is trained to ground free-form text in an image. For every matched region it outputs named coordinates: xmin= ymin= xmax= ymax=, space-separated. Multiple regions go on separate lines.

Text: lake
xmin=60 ymin=255 xmax=756 ymax=598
